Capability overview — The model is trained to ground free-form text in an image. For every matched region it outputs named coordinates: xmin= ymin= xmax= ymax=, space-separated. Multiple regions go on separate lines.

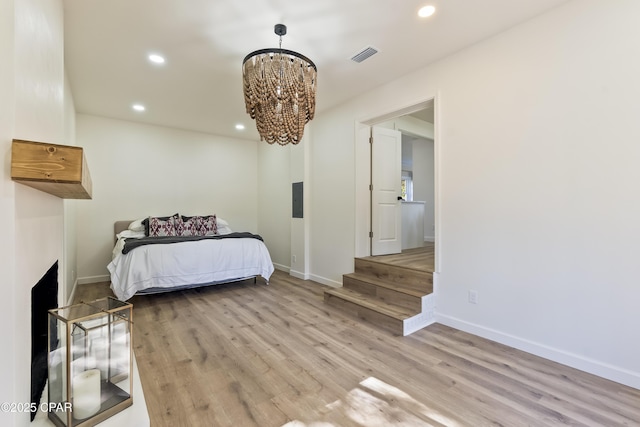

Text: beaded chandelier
xmin=242 ymin=24 xmax=317 ymax=145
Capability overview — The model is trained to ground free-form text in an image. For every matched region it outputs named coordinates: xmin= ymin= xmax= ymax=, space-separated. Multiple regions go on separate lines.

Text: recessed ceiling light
xmin=148 ymin=54 xmax=165 ymax=64
xmin=418 ymin=5 xmax=436 ymax=18
xmin=235 ymin=124 xmax=245 ymax=131
xmin=132 ymin=104 xmax=145 ymax=112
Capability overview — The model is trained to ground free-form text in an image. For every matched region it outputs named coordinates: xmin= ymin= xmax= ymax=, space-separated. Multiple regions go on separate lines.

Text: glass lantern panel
xmin=48 ymin=314 xmax=67 ymax=419
xmin=109 ymin=314 xmax=131 ymax=388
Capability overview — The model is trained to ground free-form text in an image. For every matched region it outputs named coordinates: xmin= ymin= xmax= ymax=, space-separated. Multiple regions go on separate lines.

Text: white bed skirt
xmin=108 ymin=237 xmax=274 ymax=301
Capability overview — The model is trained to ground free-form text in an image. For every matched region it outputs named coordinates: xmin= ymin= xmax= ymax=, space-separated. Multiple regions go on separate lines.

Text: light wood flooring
xmin=362 ymin=242 xmax=434 ymax=273
xmin=77 ymin=271 xmax=640 ymax=427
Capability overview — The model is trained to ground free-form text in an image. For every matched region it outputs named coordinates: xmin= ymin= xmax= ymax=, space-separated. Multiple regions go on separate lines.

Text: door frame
xmin=354 ymin=95 xmax=441 ymax=274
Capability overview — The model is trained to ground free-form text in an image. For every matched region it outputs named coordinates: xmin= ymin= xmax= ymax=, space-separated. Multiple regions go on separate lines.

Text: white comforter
xmin=108 ymin=235 xmax=274 ymax=301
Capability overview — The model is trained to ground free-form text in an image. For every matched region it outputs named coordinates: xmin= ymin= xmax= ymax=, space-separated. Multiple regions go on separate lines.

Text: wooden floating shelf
xmin=11 ymin=139 xmax=93 ymax=199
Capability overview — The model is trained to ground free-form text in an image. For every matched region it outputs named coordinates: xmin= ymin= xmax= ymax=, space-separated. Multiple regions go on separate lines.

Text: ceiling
xmin=63 ymin=0 xmax=570 ymax=141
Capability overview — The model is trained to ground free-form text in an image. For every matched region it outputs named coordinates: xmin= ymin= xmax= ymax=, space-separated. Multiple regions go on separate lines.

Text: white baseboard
xmin=437 ymin=313 xmax=640 ymax=390
xmin=421 ymin=293 xmax=436 ymax=312
xmin=424 ymin=235 xmax=435 ymax=242
xmin=403 ymin=294 xmax=437 ymax=336
xmin=77 ymin=275 xmax=110 ymax=285
xmin=308 ymin=273 xmax=342 ymax=288
xmin=289 ymin=269 xmax=310 ymax=280
xmin=404 ymin=310 xmax=436 ymax=336
xmin=277 ymin=266 xmax=340 ymax=287
xmin=432 ymin=271 xmax=440 ymax=293
xmin=273 ymin=263 xmax=290 ymax=274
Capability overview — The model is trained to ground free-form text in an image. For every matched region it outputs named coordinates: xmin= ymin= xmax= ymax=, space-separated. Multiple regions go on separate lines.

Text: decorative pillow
xmin=148 ymin=214 xmax=179 ymax=237
xmin=200 ymin=215 xmax=218 ymax=236
xmin=143 ymin=213 xmax=179 ymax=236
xmin=175 ymin=215 xmax=202 ymax=237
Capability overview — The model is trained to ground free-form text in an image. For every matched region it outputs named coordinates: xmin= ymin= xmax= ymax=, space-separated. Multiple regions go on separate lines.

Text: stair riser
xmin=324 ymin=293 xmax=404 ymax=335
xmin=355 ymin=259 xmax=433 ymax=293
xmin=342 ymin=276 xmax=421 ymax=311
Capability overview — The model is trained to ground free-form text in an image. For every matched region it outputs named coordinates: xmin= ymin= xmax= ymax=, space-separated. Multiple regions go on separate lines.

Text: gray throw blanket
xmin=122 ymin=232 xmax=264 ymax=254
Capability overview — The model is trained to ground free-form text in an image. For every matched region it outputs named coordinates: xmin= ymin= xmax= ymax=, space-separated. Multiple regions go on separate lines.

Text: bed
xmin=107 ymin=215 xmax=274 ymax=301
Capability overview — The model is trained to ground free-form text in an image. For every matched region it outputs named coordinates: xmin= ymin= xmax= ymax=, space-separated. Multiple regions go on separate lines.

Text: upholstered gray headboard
xmin=114 ymin=220 xmax=133 ymax=237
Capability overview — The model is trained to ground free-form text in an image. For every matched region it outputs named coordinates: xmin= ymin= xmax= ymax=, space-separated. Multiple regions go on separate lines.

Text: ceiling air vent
xmin=351 ymin=46 xmax=378 ymax=63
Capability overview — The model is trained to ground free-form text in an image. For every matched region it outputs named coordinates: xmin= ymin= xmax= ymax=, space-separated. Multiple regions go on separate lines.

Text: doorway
xmin=354 ymin=98 xmax=438 ymax=275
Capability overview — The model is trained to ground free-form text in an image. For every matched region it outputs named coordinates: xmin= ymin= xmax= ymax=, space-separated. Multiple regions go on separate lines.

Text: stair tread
xmin=324 ymin=287 xmax=417 ymax=320
xmin=344 ymin=272 xmax=429 ymax=297
xmin=356 ymin=256 xmax=433 ymax=274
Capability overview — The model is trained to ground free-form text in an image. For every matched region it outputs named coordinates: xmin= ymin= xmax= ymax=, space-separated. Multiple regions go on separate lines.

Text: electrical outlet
xmin=292 ymin=255 xmax=297 ymax=263
xmin=468 ymin=290 xmax=478 ymax=304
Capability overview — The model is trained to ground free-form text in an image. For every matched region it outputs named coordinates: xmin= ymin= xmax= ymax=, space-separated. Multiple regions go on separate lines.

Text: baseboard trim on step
xmin=421 ymin=293 xmax=435 ymax=312
xmin=403 ymin=310 xmax=436 ymax=336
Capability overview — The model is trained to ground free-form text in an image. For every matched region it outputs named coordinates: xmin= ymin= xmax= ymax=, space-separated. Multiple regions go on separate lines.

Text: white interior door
xmin=371 ymin=126 xmax=402 ymax=255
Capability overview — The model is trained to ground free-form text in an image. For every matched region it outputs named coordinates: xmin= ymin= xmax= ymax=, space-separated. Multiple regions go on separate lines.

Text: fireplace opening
xmin=31 ymin=261 xmax=58 ymax=421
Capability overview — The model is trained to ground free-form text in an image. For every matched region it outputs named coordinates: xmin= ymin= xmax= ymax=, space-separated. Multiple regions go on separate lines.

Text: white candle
xmin=72 ymin=369 xmax=101 ymax=419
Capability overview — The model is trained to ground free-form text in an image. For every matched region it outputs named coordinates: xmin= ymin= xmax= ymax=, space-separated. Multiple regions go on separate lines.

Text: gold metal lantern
xmin=48 ymin=297 xmax=133 ymax=427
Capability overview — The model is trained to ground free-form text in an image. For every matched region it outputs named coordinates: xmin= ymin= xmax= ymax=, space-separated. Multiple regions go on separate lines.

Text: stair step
xmin=324 ymin=287 xmax=417 ymax=335
xmin=354 ymin=258 xmax=433 ymax=294
xmin=344 ymin=273 xmax=426 ymax=297
xmin=343 ymin=273 xmax=423 ymax=311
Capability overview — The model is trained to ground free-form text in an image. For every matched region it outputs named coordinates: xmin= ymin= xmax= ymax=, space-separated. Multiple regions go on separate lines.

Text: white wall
xmin=289 ymin=134 xmax=312 ymax=279
xmin=63 ymin=73 xmax=78 ymax=304
xmin=1 ymin=0 xmax=71 ymax=425
xmin=257 ymin=142 xmax=291 ymax=271
xmin=0 ymin=0 xmax=17 ymax=419
xmin=309 ymin=106 xmax=358 ymax=286
xmin=311 ymin=0 xmax=640 ymax=388
xmin=255 ymin=132 xmax=312 ymax=277
xmin=75 ymin=115 xmax=260 ymax=281
xmin=412 ymin=138 xmax=434 ymax=241
xmin=434 ymin=0 xmax=640 ymax=388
